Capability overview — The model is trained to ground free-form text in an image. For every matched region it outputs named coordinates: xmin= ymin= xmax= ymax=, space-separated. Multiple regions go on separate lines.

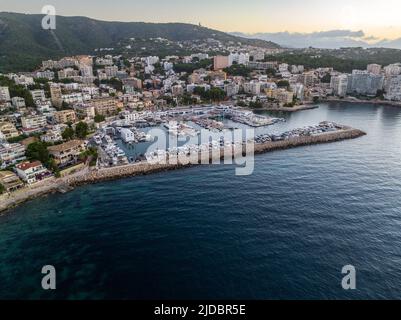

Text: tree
xmin=223 ymin=64 xmax=252 ymax=77
xmin=266 ymin=68 xmax=276 ymax=76
xmin=62 ymin=127 xmax=75 ymax=141
xmin=277 ymin=80 xmax=290 ymax=89
xmin=321 ymin=73 xmax=331 ymax=83
xmin=0 ymin=183 xmax=5 ymax=194
xmin=94 ymin=114 xmax=106 ymax=123
xmin=26 ymin=142 xmax=50 ymax=165
xmin=75 ymin=122 xmax=89 ymax=139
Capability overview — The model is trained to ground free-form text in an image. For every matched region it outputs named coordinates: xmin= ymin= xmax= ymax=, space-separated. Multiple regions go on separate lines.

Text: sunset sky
xmin=1 ymin=0 xmax=401 ymax=40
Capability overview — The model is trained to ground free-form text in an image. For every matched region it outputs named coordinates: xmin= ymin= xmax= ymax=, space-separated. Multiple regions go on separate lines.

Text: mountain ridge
xmin=0 ymin=12 xmax=280 ymax=72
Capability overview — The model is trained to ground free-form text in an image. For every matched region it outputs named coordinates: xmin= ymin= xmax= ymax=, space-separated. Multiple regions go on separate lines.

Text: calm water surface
xmin=1 ymin=102 xmax=401 ymax=300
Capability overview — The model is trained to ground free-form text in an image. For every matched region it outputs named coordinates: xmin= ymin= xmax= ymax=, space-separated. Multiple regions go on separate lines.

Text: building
xmin=384 ymin=64 xmax=401 ymax=77
xmin=15 ymin=161 xmax=52 ymax=185
xmin=85 ymin=97 xmax=122 ymax=116
xmin=0 ymin=87 xmax=10 ymax=102
xmin=367 ymin=64 xmax=382 ymax=75
xmin=50 ymin=84 xmax=63 ymax=108
xmin=224 ymin=83 xmax=240 ymax=97
xmin=172 ymin=85 xmax=184 ymax=96
xmin=54 ymin=110 xmax=77 ymax=124
xmin=0 ymin=171 xmax=24 ymax=192
xmin=21 ymin=115 xmax=47 ymax=132
xmin=48 ymin=140 xmax=86 ymax=167
xmin=120 ymin=128 xmax=136 ymax=143
xmin=228 ymin=52 xmax=250 ymax=66
xmin=40 ymin=130 xmax=63 ymax=143
xmin=74 ymin=104 xmax=96 ymax=120
xmin=30 ymin=90 xmax=46 ymax=104
xmin=330 ymin=75 xmax=349 ymax=97
xmin=213 ymin=56 xmax=230 ymax=71
xmin=384 ymin=75 xmax=401 ymax=101
xmin=36 ymin=70 xmax=55 ymax=80
xmin=105 ymin=66 xmax=118 ymax=78
xmin=0 ymin=122 xmax=19 ymax=139
xmin=0 ymin=143 xmax=26 ymax=168
xmin=11 ymin=97 xmax=26 ymax=109
xmin=349 ymin=70 xmax=384 ymax=96
xmin=79 ymin=65 xmax=93 ymax=77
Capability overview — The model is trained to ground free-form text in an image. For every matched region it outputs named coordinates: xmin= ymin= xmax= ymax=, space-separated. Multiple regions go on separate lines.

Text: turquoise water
xmin=2 ymin=102 xmax=401 ymax=299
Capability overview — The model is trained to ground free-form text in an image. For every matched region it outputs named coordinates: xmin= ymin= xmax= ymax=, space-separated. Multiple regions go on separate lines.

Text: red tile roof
xmin=16 ymin=161 xmax=42 ymax=171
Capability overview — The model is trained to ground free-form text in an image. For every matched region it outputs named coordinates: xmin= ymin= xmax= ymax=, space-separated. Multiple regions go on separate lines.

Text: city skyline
xmin=1 ymin=0 xmax=401 ymax=41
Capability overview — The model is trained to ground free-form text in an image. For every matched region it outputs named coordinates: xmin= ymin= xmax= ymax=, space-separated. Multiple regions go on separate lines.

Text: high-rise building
xmin=213 ymin=56 xmax=230 ymax=71
xmin=384 ymin=75 xmax=401 ymax=101
xmin=349 ymin=70 xmax=384 ymax=96
xmin=367 ymin=64 xmax=382 ymax=75
xmin=50 ymin=84 xmax=63 ymax=108
xmin=330 ymin=75 xmax=349 ymax=97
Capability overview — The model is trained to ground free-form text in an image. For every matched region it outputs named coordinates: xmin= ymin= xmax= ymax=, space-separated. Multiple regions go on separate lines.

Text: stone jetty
xmin=0 ymin=125 xmax=366 ymax=214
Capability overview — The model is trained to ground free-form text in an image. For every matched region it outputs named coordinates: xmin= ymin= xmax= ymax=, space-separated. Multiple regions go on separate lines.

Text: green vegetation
xmin=0 ymin=12 xmax=278 ymax=72
xmin=180 ymin=93 xmax=198 ymax=106
xmin=62 ymin=127 xmax=75 ymax=141
xmin=249 ymin=100 xmax=263 ymax=109
xmin=94 ymin=114 xmax=106 ymax=123
xmin=265 ymin=53 xmax=369 ymax=73
xmin=193 ymin=87 xmax=226 ymax=102
xmin=7 ymin=135 xmax=28 ymax=144
xmin=26 ymin=142 xmax=50 ymax=166
xmin=174 ymin=59 xmax=213 ymax=73
xmin=75 ymin=122 xmax=89 ymax=139
xmin=80 ymin=147 xmax=98 ymax=167
xmin=223 ymin=64 xmax=252 ymax=77
xmin=61 ymin=122 xmax=89 ymax=140
xmin=321 ymin=73 xmax=332 ymax=83
xmin=0 ymin=183 xmax=5 ymax=194
xmin=277 ymin=80 xmax=290 ymax=89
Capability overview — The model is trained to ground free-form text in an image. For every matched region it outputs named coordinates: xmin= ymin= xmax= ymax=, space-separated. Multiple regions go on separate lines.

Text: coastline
xmin=257 ymin=104 xmax=319 ymax=112
xmin=322 ymin=97 xmax=401 ymax=107
xmin=0 ymin=126 xmax=366 ymax=215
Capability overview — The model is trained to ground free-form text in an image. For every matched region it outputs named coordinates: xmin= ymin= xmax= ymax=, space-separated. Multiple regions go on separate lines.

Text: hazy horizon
xmin=1 ymin=0 xmax=401 ymax=42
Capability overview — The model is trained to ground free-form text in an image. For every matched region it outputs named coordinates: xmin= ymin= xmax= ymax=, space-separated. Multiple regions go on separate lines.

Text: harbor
xmin=0 ymin=123 xmax=366 ymax=214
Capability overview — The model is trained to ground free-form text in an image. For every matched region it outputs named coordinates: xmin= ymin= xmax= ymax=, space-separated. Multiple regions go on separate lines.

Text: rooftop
xmin=16 ymin=161 xmax=43 ymax=171
xmin=48 ymin=140 xmax=84 ymax=153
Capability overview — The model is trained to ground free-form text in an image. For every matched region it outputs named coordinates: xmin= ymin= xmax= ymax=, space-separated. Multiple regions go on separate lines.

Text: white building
xmin=15 ymin=161 xmax=51 ymax=185
xmin=30 ymin=90 xmax=46 ymax=104
xmin=384 ymin=75 xmax=401 ymax=101
xmin=330 ymin=74 xmax=349 ymax=97
xmin=229 ymin=52 xmax=250 ymax=66
xmin=0 ymin=87 xmax=11 ymax=102
xmin=120 ymin=128 xmax=136 ymax=143
xmin=0 ymin=143 xmax=26 ymax=168
xmin=105 ymin=66 xmax=118 ymax=78
xmin=21 ymin=115 xmax=47 ymax=130
xmin=11 ymin=97 xmax=26 ymax=108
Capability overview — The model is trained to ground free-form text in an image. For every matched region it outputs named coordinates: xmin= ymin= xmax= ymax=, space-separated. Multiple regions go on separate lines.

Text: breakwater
xmin=0 ymin=126 xmax=366 ymax=214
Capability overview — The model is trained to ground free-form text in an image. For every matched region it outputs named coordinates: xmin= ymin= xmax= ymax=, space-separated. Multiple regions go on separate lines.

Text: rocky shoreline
xmin=0 ymin=126 xmax=366 ymax=215
xmin=323 ymin=97 xmax=401 ymax=107
xmin=258 ymin=104 xmax=319 ymax=112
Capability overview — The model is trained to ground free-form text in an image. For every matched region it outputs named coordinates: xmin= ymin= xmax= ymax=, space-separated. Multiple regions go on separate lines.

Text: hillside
xmin=0 ymin=12 xmax=280 ymax=72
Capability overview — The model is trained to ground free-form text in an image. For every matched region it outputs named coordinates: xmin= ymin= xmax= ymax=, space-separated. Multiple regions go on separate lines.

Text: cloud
xmin=310 ymin=30 xmax=365 ymax=38
xmin=231 ymin=30 xmax=375 ymax=49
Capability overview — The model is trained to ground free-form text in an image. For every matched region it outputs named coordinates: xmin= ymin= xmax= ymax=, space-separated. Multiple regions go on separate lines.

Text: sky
xmin=1 ymin=0 xmax=401 ymax=41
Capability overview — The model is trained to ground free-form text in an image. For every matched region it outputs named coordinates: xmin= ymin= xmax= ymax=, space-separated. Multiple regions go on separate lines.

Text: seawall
xmin=0 ymin=126 xmax=366 ymax=214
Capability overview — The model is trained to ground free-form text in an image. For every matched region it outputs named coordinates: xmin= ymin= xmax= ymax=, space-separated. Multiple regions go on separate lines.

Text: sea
xmin=1 ymin=102 xmax=401 ymax=300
